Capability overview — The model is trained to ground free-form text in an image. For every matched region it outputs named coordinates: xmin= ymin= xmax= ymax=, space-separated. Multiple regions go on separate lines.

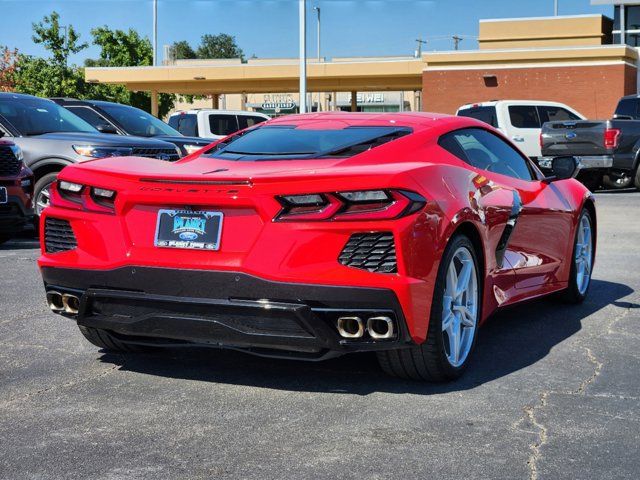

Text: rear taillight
xmin=604 ymin=128 xmax=621 ymax=149
xmin=275 ymin=189 xmax=426 ymax=222
xmin=51 ymin=181 xmax=117 ymax=214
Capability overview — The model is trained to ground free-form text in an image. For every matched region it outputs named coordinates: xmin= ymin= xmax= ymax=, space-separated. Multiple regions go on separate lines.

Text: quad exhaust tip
xmin=46 ymin=291 xmax=64 ymax=312
xmin=336 ymin=316 xmax=365 ymax=338
xmin=62 ymin=294 xmax=80 ymax=315
xmin=367 ymin=316 xmax=395 ymax=339
xmin=47 ymin=291 xmax=80 ymax=315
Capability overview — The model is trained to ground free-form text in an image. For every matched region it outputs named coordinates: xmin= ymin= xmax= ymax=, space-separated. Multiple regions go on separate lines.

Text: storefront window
xmin=613 ymin=5 xmax=640 ymax=46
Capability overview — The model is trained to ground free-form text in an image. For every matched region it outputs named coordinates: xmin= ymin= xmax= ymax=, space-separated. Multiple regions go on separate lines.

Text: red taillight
xmin=51 ymin=181 xmax=116 ymax=214
xmin=539 ymin=132 xmax=543 ymax=149
xmin=275 ymin=189 xmax=426 ymax=222
xmin=604 ymin=128 xmax=621 ymax=149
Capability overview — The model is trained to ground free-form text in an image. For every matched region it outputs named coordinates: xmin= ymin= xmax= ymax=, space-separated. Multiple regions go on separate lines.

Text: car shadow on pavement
xmin=98 ymin=278 xmax=633 ymax=395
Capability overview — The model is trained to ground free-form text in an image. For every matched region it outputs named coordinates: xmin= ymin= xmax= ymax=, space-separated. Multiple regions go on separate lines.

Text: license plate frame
xmin=154 ymin=209 xmax=223 ymax=251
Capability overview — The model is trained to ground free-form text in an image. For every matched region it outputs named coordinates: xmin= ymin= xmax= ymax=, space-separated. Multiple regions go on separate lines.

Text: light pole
xmin=314 ymin=5 xmax=321 ymax=111
xmin=299 ymin=0 xmax=307 ymax=113
xmin=554 ymin=0 xmax=558 ymax=16
xmin=153 ymin=0 xmax=158 ymax=66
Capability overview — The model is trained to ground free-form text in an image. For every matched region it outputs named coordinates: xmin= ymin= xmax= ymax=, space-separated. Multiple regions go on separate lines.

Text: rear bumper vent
xmin=338 ymin=232 xmax=397 ymax=273
xmin=44 ymin=218 xmax=77 ymax=253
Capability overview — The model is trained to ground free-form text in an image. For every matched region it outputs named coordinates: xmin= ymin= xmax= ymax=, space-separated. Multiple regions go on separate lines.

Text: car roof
xmin=51 ymin=98 xmax=136 ymax=109
xmin=169 ymin=109 xmax=270 ymax=117
xmin=0 ymin=92 xmax=56 ymax=101
xmin=263 ymin=111 xmax=450 ymax=131
xmin=457 ymin=99 xmax=577 ymax=109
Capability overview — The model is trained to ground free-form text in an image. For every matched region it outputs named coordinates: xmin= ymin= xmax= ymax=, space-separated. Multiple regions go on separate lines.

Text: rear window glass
xmin=509 ymin=106 xmax=541 ymax=129
xmin=538 ymin=106 xmax=580 ymax=123
xmin=457 ymin=106 xmax=498 ymax=128
xmin=209 ymin=115 xmax=239 ymax=136
xmin=170 ymin=114 xmax=198 ymax=137
xmin=615 ymin=98 xmax=638 ymax=118
xmin=238 ymin=115 xmax=268 ymax=130
xmin=204 ymin=126 xmax=412 ymax=161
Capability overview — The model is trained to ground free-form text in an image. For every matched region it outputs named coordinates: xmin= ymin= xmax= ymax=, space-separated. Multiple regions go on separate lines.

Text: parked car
xmin=51 ymin=98 xmax=211 ymax=156
xmin=541 ymin=94 xmax=640 ymax=191
xmin=0 ymin=140 xmax=34 ymax=244
xmin=168 ymin=109 xmax=269 ymax=140
xmin=38 ymin=112 xmax=595 ymax=382
xmin=456 ymin=100 xmax=585 ymax=159
xmin=0 ymin=93 xmax=182 ymax=216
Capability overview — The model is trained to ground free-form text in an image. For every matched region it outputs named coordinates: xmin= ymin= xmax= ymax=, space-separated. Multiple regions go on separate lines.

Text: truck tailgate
xmin=541 ymin=120 xmax=611 ymax=157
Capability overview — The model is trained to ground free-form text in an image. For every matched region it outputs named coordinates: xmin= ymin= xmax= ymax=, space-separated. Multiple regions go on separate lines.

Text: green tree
xmin=196 ymin=34 xmax=243 ymax=60
xmin=85 ymin=27 xmax=175 ymax=117
xmin=32 ymin=11 xmax=87 ymax=67
xmin=13 ymin=11 xmax=87 ymax=97
xmin=170 ymin=40 xmax=197 ymax=60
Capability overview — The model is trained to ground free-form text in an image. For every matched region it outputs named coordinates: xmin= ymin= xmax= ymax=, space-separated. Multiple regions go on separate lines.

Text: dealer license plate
xmin=154 ymin=209 xmax=223 ymax=250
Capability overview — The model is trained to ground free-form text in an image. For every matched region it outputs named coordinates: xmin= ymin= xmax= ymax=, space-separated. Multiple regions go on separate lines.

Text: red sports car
xmin=38 ymin=112 xmax=595 ymax=381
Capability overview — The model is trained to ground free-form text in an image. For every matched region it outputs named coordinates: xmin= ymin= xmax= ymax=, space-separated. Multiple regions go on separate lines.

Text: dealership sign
xmin=262 ymin=94 xmax=296 ymax=111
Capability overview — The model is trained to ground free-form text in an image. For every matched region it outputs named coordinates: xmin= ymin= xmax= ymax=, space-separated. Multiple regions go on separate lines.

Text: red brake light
xmin=51 ymin=181 xmax=117 ymax=214
xmin=275 ymin=190 xmax=426 ymax=222
xmin=604 ymin=128 xmax=621 ymax=149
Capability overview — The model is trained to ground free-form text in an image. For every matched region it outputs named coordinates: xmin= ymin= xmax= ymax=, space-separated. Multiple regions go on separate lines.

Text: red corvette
xmin=38 ymin=112 xmax=595 ymax=381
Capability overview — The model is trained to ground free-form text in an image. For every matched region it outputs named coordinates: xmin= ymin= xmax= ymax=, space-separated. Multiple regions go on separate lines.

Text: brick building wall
xmin=422 ymin=63 xmax=637 ymax=119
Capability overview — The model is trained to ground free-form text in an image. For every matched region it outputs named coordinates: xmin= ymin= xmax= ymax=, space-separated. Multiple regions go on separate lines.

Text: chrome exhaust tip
xmin=46 ymin=291 xmax=64 ymax=312
xmin=336 ymin=316 xmax=365 ymax=338
xmin=62 ymin=294 xmax=80 ymax=315
xmin=367 ymin=316 xmax=395 ymax=340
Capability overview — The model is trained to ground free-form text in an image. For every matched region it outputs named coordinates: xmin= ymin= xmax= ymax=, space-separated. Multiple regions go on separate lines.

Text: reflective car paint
xmin=37 ymin=112 xmax=595 ymax=344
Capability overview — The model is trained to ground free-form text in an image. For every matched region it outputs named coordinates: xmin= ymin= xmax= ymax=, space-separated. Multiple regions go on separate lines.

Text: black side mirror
xmin=96 ymin=123 xmax=118 ymax=134
xmin=545 ymin=156 xmax=579 ymax=182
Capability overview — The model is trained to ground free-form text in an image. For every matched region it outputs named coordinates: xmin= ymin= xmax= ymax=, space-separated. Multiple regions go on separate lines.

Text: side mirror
xmin=545 ymin=156 xmax=579 ymax=182
xmin=96 ymin=123 xmax=118 ymax=134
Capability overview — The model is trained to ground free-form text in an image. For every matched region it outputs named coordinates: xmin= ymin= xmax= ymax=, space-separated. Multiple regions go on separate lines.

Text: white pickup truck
xmin=456 ymin=100 xmax=585 ymax=159
xmin=168 ymin=109 xmax=270 ymax=140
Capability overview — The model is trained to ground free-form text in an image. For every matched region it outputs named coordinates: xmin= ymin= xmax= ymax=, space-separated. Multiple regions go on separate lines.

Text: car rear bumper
xmin=538 ymin=155 xmax=613 ymax=171
xmin=41 ymin=266 xmax=415 ymax=359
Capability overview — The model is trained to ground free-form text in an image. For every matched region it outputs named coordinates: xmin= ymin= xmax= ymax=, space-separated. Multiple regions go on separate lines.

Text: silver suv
xmin=0 ymin=93 xmax=181 ymax=215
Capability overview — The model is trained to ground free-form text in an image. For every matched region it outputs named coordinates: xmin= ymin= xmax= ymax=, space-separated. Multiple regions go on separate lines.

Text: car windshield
xmin=99 ymin=103 xmax=181 ymax=137
xmin=0 ymin=96 xmax=97 ymax=135
xmin=205 ymin=125 xmax=412 ymax=161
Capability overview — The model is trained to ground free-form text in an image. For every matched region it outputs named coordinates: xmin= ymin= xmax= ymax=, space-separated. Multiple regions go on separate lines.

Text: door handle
xmin=512 ymin=136 xmax=525 ymax=142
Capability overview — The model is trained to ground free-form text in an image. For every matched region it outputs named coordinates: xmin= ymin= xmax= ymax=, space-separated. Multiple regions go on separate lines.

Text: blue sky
xmin=0 ymin=0 xmax=612 ymax=65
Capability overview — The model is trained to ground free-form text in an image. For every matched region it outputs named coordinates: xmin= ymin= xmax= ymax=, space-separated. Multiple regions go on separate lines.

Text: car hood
xmin=30 ymin=132 xmax=176 ymax=148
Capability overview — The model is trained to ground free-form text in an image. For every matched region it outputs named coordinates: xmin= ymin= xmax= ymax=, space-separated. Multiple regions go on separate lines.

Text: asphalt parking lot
xmin=1 ymin=191 xmax=639 ymax=480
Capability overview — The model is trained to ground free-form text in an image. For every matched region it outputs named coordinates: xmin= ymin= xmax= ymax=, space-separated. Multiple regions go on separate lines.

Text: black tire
xmin=602 ymin=172 xmax=633 ymax=190
xmin=78 ymin=326 xmax=149 ymax=353
xmin=560 ymin=209 xmax=595 ymax=304
xmin=377 ymin=234 xmax=481 ymax=382
xmin=34 ymin=172 xmax=59 ymax=217
xmin=634 ymin=165 xmax=640 ymax=191
xmin=0 ymin=234 xmax=10 ymax=245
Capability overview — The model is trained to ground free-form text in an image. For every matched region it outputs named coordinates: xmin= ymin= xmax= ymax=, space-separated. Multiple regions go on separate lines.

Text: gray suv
xmin=0 ymin=93 xmax=181 ymax=215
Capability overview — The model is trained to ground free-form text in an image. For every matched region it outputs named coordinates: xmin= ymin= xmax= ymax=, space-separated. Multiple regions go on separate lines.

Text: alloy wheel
xmin=442 ymin=246 xmax=478 ymax=368
xmin=35 ymin=182 xmax=52 ymax=216
xmin=575 ymin=213 xmax=593 ymax=295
